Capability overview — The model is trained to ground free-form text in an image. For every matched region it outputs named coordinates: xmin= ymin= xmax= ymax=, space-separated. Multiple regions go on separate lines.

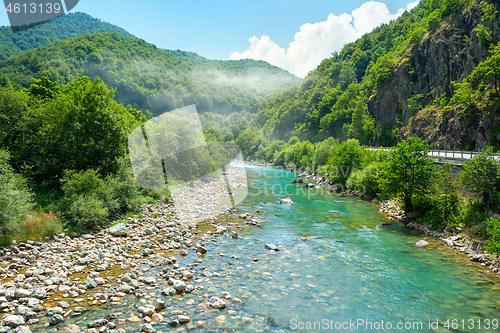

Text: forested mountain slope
xmin=0 ymin=33 xmax=300 ymax=117
xmin=380 ymin=1 xmax=500 ymax=150
xmin=254 ymin=0 xmax=500 ymax=150
xmin=0 ymin=12 xmax=133 ymax=61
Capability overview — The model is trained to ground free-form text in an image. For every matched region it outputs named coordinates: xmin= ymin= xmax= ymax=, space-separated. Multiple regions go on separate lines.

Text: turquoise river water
xmin=35 ymin=165 xmax=500 ymax=332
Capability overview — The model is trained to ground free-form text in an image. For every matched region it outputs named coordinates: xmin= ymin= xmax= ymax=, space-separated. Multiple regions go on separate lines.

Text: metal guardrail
xmin=368 ymin=147 xmax=500 ymax=160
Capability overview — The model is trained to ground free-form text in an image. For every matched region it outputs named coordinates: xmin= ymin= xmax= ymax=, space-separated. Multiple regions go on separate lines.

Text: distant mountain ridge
xmin=0 ymin=12 xmax=133 ymax=61
xmin=0 ymin=32 xmax=300 ymax=117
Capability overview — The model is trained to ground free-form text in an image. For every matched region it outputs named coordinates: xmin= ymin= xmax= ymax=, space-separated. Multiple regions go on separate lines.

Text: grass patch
xmin=17 ymin=211 xmax=63 ymax=242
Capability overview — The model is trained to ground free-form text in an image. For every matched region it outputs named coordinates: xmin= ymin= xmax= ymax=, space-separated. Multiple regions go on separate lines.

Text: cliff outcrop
xmin=368 ymin=4 xmax=500 ymax=150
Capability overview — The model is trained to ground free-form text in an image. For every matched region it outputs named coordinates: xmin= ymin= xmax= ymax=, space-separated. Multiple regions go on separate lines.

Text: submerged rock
xmin=265 ymin=243 xmax=279 ymax=251
xmin=415 ymin=240 xmax=429 ymax=247
xmin=279 ymin=198 xmax=293 ymax=204
xmin=49 ymin=314 xmax=64 ymax=325
xmin=173 ymin=280 xmax=186 ymax=292
xmin=141 ymin=323 xmax=156 ymax=333
xmin=87 ymin=319 xmax=108 ymax=328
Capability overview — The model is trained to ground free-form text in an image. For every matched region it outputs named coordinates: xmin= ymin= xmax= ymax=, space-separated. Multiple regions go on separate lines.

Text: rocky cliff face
xmin=368 ymin=5 xmax=500 ymax=150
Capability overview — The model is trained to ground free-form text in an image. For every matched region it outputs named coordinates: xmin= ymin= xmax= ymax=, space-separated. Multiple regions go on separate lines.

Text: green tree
xmin=470 ymin=42 xmax=500 ymax=95
xmin=369 ymin=53 xmax=395 ymax=86
xmin=426 ymin=9 xmax=442 ymax=32
xmin=460 ymin=147 xmax=500 ymax=209
xmin=351 ymin=99 xmax=364 ymax=139
xmin=43 ymin=76 xmax=138 ymax=179
xmin=327 ymin=139 xmax=366 ymax=185
xmin=441 ymin=0 xmax=463 ymax=17
xmin=0 ymin=149 xmax=33 ymax=244
xmin=379 ymin=137 xmax=435 ymax=211
xmin=428 ymin=163 xmax=460 ymax=222
xmin=28 ymin=76 xmax=60 ymax=100
xmin=0 ymin=87 xmax=31 ymax=151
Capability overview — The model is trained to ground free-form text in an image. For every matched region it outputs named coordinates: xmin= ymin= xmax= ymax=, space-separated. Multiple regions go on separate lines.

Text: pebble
xmin=209 ymin=296 xmax=226 ymax=309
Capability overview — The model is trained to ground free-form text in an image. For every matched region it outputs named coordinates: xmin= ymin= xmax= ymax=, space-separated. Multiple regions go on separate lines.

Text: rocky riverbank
xmin=0 ymin=165 xmax=260 ymax=332
xmin=379 ymin=200 xmax=500 ymax=276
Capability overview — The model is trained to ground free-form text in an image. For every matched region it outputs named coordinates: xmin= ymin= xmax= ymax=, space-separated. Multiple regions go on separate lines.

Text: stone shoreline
xmin=0 ymin=165 xmax=260 ymax=332
xmin=379 ymin=200 xmax=499 ymax=275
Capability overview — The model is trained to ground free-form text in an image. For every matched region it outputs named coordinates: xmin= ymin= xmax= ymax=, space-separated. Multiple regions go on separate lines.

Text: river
xmin=33 ymin=165 xmax=500 ymax=332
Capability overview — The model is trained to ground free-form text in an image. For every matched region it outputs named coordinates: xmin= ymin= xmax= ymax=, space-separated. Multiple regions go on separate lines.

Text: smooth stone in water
xmin=141 ymin=323 xmax=156 ymax=332
xmin=173 ymin=280 xmax=186 ymax=292
xmin=265 ymin=243 xmax=279 ymax=251
xmin=415 ymin=240 xmax=429 ymax=247
xmin=209 ymin=296 xmax=226 ymax=309
xmin=49 ymin=314 xmax=64 ymax=325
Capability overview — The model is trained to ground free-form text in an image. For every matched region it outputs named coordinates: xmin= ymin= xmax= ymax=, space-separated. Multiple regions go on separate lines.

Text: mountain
xmin=0 ymin=32 xmax=300 ymax=117
xmin=370 ymin=1 xmax=500 ymax=151
xmin=0 ymin=12 xmax=133 ymax=61
xmin=254 ymin=0 xmax=500 ymax=150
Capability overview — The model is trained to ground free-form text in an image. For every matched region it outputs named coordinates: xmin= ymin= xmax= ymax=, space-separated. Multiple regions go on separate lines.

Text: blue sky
xmin=1 ymin=0 xmax=419 ymax=77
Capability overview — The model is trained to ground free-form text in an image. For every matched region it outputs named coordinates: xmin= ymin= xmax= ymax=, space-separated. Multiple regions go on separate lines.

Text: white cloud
xmin=230 ymin=1 xmax=418 ymax=78
xmin=407 ymin=0 xmax=420 ymax=11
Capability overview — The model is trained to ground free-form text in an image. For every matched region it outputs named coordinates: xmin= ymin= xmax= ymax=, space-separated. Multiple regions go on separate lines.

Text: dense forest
xmin=0 ymin=32 xmax=299 ymax=118
xmin=0 ymin=12 xmax=133 ymax=61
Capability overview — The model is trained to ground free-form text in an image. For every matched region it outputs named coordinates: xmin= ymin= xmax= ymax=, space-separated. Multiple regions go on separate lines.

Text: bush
xmin=408 ymin=94 xmax=424 ymax=115
xmin=450 ymin=79 xmax=476 ymax=115
xmin=106 ymin=156 xmax=145 ymax=212
xmin=460 ymin=147 xmax=500 ymax=209
xmin=427 ymin=9 xmax=442 ymax=32
xmin=441 ymin=0 xmax=464 ymax=17
xmin=451 ymin=200 xmax=489 ymax=229
xmin=17 ymin=211 xmax=63 ymax=242
xmin=0 ymin=149 xmax=33 ymax=245
xmin=485 ymin=217 xmax=500 ymax=256
xmin=346 ymin=162 xmax=382 ymax=197
xmin=67 ymin=195 xmax=108 ymax=229
xmin=475 ymin=24 xmax=494 ymax=46
xmin=59 ymin=159 xmax=163 ymax=229
xmin=327 ymin=139 xmax=366 ymax=185
xmin=60 ymin=169 xmax=116 ymax=229
xmin=408 ymin=26 xmax=426 ymax=46
xmin=414 ymin=163 xmax=461 ymax=228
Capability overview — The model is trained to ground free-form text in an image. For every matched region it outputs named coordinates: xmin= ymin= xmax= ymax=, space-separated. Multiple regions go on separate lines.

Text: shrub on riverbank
xmin=59 ymin=158 xmax=166 ymax=230
xmin=0 ymin=149 xmax=33 ymax=245
xmin=18 ymin=211 xmax=63 ymax=242
xmin=460 ymin=147 xmax=500 ymax=210
xmin=346 ymin=161 xmax=383 ymax=197
xmin=486 ymin=217 xmax=500 ymax=256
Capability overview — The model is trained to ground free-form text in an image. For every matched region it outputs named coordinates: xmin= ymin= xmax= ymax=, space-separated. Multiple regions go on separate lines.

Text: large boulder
xmin=109 ymin=223 xmax=127 ymax=236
